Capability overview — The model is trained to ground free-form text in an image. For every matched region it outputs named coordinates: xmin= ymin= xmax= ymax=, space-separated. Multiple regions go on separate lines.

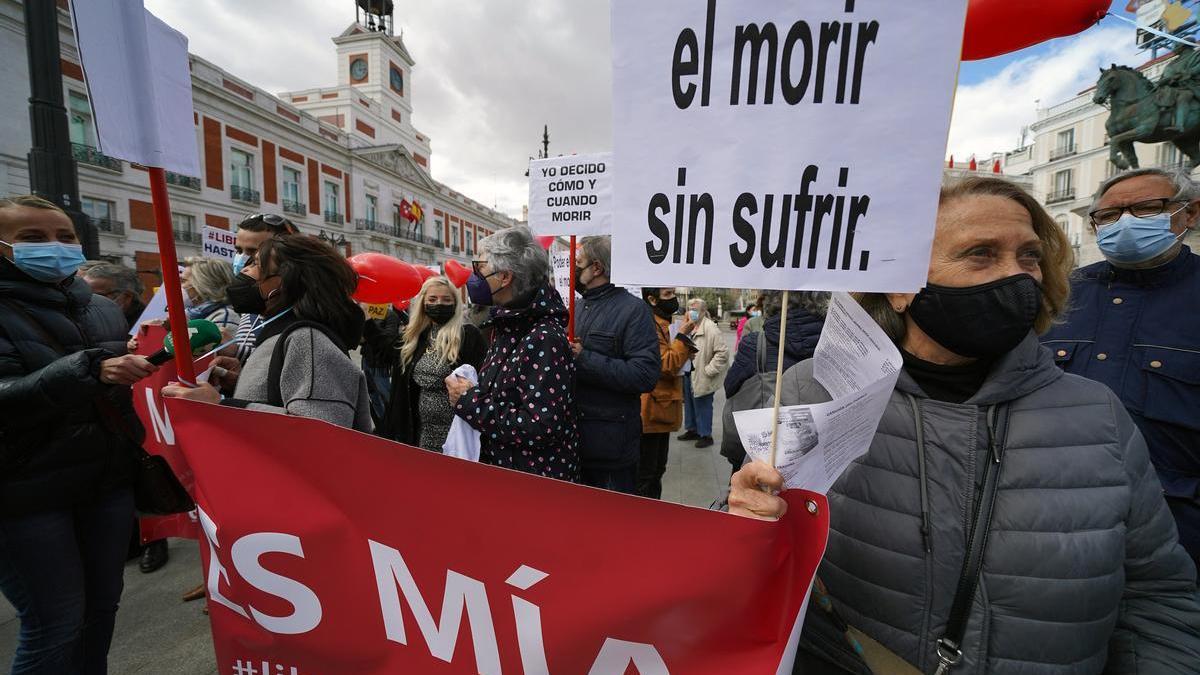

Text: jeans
xmin=637 ymin=433 xmax=671 ymax=499
xmin=0 ymin=488 xmax=135 ymax=675
xmin=682 ymin=377 xmax=715 ymax=438
xmin=579 ymin=464 xmax=638 ymax=495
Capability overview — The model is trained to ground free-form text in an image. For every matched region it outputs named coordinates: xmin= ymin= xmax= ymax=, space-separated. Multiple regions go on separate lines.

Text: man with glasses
xmin=82 ymin=262 xmax=146 ymax=328
xmin=228 ymin=213 xmax=298 ymax=362
xmin=1042 ymin=168 xmax=1200 ymax=570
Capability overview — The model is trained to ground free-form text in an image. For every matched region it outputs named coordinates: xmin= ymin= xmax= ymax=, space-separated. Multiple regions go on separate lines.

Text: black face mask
xmin=425 ymin=304 xmax=455 ymax=324
xmin=907 ymin=273 xmax=1042 ymax=359
xmin=652 ymin=296 xmax=680 ymax=318
xmin=573 ymin=263 xmax=590 ymax=295
xmin=226 ymin=273 xmax=267 ymax=315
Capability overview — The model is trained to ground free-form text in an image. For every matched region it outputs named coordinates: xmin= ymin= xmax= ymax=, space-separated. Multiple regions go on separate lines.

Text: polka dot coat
xmin=454 ymin=284 xmax=580 ymax=482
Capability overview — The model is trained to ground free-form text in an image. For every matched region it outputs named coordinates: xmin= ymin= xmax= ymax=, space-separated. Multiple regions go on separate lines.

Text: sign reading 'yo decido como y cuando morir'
xmin=610 ymin=0 xmax=968 ymax=292
xmin=528 ymin=152 xmax=613 ymax=236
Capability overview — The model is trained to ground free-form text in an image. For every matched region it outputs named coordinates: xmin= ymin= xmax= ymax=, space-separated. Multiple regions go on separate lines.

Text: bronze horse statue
xmin=1095 ymin=63 xmax=1200 ymax=171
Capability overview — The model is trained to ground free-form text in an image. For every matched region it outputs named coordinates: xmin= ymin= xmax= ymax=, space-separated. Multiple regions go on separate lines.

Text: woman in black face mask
xmin=729 ymin=177 xmax=1200 ymax=673
xmin=379 ymin=276 xmax=485 ymax=451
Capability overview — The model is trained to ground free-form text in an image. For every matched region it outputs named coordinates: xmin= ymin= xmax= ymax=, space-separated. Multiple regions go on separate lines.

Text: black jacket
xmin=381 ymin=322 xmax=486 ymax=445
xmin=574 ymin=283 xmax=661 ymax=469
xmin=724 ymin=305 xmax=824 ymax=398
xmin=0 ymin=263 xmax=141 ymax=516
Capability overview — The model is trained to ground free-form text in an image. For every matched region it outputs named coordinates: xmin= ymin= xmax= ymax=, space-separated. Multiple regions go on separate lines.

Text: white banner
xmin=610 ymin=0 xmax=967 ymax=292
xmin=528 ymin=153 xmax=613 ymax=236
xmin=71 ymin=0 xmax=201 ymax=176
xmin=202 ymin=226 xmax=237 ymax=262
xmin=550 ymin=250 xmax=580 ymax=305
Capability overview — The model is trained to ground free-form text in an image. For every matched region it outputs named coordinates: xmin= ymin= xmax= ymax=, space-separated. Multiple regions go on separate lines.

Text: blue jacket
xmin=724 ymin=305 xmax=824 ymax=398
xmin=1041 ymin=246 xmax=1200 ymax=566
xmin=574 ymin=283 xmax=661 ymax=469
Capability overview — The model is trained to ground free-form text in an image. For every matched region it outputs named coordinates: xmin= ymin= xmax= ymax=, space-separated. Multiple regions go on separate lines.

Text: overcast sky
xmin=143 ymin=1 xmax=1148 ymax=219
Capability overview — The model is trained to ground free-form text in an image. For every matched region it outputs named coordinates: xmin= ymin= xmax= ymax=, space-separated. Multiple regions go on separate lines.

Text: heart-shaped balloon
xmin=536 ymin=235 xmax=556 ymax=250
xmin=414 ymin=265 xmax=438 ymax=283
xmin=444 ymin=259 xmax=471 ymax=288
xmin=347 ymin=253 xmax=423 ymax=303
xmin=962 ymin=0 xmax=1112 ymax=61
xmin=392 ymin=298 xmax=411 ymax=312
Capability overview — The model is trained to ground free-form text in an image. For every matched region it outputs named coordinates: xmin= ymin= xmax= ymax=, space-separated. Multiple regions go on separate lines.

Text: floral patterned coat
xmin=454 ymin=284 xmax=580 ymax=481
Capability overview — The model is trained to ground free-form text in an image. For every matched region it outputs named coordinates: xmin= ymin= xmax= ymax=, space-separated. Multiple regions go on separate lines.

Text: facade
xmin=0 ymin=0 xmax=518 ymax=295
xmin=1002 ymin=54 xmax=1191 ymax=267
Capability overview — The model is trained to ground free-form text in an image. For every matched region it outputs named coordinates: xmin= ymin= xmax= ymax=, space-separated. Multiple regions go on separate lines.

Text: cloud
xmin=947 ymin=25 xmax=1142 ymax=160
xmin=144 ymin=0 xmax=612 ymax=220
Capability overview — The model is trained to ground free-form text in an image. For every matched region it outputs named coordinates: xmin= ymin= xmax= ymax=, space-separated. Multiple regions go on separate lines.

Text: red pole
xmin=567 ymin=235 xmax=577 ymax=341
xmin=148 ymin=167 xmax=197 ymax=384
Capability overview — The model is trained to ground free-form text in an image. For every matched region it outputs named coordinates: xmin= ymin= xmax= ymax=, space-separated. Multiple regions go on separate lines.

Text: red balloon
xmin=536 ymin=235 xmax=556 ymax=250
xmin=347 ymin=253 xmax=423 ymax=304
xmin=392 ymin=298 xmax=411 ymax=312
xmin=962 ymin=0 xmax=1111 ymax=61
xmin=415 ymin=265 xmax=438 ymax=282
xmin=444 ymin=259 xmax=471 ymax=288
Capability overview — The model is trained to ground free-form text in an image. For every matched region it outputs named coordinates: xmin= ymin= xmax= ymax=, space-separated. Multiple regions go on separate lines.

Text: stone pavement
xmin=0 ymin=339 xmax=738 ymax=674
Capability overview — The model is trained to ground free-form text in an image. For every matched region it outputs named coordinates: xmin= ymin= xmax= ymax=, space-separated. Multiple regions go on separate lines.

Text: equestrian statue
xmin=1095 ymin=47 xmax=1200 ymax=171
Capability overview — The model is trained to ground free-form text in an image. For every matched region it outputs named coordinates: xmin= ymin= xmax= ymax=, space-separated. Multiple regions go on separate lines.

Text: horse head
xmin=1094 ymin=64 xmax=1153 ymax=106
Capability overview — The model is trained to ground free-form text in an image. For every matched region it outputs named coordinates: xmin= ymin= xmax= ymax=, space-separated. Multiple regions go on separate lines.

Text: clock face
xmin=350 ymin=58 xmax=368 ymax=81
xmin=390 ymin=67 xmax=404 ymax=94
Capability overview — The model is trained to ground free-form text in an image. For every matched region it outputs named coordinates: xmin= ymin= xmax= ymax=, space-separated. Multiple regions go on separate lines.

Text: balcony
xmin=357 ymin=218 xmax=398 ymax=237
xmin=1048 ymin=144 xmax=1077 ymax=161
xmin=71 ymin=143 xmax=122 ymax=172
xmin=93 ymin=218 xmax=124 ymax=236
xmin=324 ymin=210 xmax=344 ymax=225
xmin=231 ymin=185 xmax=260 ymax=205
xmin=1046 ymin=188 xmax=1076 ymax=204
xmin=283 ymin=199 xmax=306 ymax=216
xmin=173 ymin=229 xmax=201 ymax=245
xmin=165 ymin=171 xmax=201 ymax=190
xmin=451 ymin=245 xmax=461 ymax=254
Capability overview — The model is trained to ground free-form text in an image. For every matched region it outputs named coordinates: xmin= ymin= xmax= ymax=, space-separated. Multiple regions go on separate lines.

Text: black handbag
xmin=0 ymin=297 xmax=194 ymax=515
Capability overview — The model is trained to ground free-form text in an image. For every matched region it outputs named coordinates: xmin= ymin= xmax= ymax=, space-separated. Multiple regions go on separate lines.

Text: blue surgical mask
xmin=688 ymin=309 xmax=701 ymax=321
xmin=0 ymin=240 xmax=86 ymax=283
xmin=232 ymin=253 xmax=250 ymax=276
xmin=1097 ymin=211 xmax=1186 ymax=265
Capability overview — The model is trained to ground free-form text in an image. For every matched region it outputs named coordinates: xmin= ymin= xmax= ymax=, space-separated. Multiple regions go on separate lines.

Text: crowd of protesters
xmin=2 ymin=165 xmax=1200 ymax=672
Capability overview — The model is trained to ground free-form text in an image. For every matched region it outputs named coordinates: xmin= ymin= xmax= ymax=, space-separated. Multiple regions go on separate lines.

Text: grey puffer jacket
xmin=781 ymin=333 xmax=1200 ymax=674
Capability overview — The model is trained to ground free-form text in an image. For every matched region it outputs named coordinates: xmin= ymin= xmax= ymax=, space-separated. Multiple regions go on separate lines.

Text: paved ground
xmin=0 ymin=339 xmax=737 ymax=674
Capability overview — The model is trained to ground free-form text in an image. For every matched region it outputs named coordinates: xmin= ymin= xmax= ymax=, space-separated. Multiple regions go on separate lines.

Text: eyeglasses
xmin=471 ymin=260 xmax=489 ymax=275
xmin=1088 ymin=198 xmax=1187 ymax=227
xmin=238 ymin=213 xmax=298 ymax=235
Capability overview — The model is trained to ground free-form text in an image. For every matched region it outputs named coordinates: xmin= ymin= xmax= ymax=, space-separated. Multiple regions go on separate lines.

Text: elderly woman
xmin=731 ymin=177 xmax=1200 ymax=673
xmin=181 ymin=257 xmax=240 ymax=333
xmin=446 ymin=226 xmax=579 ymax=481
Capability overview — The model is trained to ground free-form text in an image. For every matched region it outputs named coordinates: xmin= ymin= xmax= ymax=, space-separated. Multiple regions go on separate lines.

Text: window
xmin=1052 ymin=169 xmax=1073 ymax=198
xmin=366 ymin=194 xmax=378 ymax=223
xmin=282 ymin=167 xmax=301 ymax=203
xmin=324 ymin=181 xmax=340 ymax=215
xmin=81 ymin=197 xmax=113 ymax=222
xmin=1157 ymin=143 xmax=1180 ymax=168
xmin=172 ymin=213 xmax=196 ymax=242
xmin=230 ymin=149 xmax=254 ymax=189
xmin=451 ymin=223 xmax=459 ymax=249
xmin=68 ymin=91 xmax=94 ymax=146
xmin=1056 ymin=129 xmax=1074 ymax=151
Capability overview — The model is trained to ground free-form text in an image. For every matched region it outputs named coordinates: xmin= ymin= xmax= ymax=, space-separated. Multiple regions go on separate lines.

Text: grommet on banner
xmin=806 ymin=500 xmax=819 ymax=516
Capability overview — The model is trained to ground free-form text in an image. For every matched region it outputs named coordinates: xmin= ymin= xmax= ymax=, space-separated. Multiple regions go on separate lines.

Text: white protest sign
xmin=71 ymin=0 xmax=200 ymax=176
xmin=528 ymin=153 xmax=613 ymax=236
xmin=202 ymin=226 xmax=237 ymax=263
xmin=550 ymin=250 xmax=580 ymax=304
xmin=129 ymin=285 xmax=168 ymax=337
xmin=734 ymin=292 xmax=900 ymax=493
xmin=610 ymin=0 xmax=967 ymax=292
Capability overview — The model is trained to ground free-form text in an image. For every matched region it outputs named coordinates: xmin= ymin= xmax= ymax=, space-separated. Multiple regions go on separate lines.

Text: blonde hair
xmin=0 ymin=194 xmax=66 ymax=214
xmin=856 ymin=176 xmax=1073 ymax=342
xmin=182 ymin=257 xmax=235 ymax=303
xmin=400 ymin=276 xmax=465 ymax=370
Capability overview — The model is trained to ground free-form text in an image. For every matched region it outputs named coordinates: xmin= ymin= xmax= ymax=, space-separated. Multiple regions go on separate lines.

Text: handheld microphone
xmin=148 ymin=319 xmax=223 ymax=365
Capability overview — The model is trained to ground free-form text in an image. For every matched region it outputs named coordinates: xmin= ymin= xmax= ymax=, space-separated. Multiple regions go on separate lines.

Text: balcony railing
xmin=165 ymin=171 xmax=201 ymax=190
xmin=283 ymin=199 xmax=306 ymax=216
xmin=231 ymin=185 xmax=260 ymax=205
xmin=1049 ymin=144 xmax=1077 ymax=161
xmin=173 ymin=229 xmax=201 ymax=245
xmin=324 ymin=211 xmax=344 ymax=225
xmin=93 ymin=218 xmax=124 ymax=235
xmin=354 ymin=219 xmax=442 ymax=247
xmin=451 ymin=245 xmax=461 ymax=254
xmin=71 ymin=143 xmax=122 ymax=172
xmin=1046 ymin=188 xmax=1076 ymax=204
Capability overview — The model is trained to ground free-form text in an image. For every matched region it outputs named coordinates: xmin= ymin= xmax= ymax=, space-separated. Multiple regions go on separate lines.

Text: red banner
xmin=166 ymin=398 xmax=830 ymax=674
xmin=132 ymin=323 xmax=203 ymax=542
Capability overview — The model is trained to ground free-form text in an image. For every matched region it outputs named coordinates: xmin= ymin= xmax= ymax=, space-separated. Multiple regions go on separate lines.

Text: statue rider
xmin=1159 ymin=46 xmax=1200 ymax=133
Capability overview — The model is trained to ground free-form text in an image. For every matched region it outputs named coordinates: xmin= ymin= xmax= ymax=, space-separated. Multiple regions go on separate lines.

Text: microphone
xmin=148 ymin=319 xmax=223 ymax=365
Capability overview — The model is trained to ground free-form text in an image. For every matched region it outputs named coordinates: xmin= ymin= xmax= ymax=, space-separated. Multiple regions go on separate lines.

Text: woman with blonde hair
xmin=181 ymin=256 xmax=240 ymax=332
xmin=381 ymin=276 xmax=486 ymax=451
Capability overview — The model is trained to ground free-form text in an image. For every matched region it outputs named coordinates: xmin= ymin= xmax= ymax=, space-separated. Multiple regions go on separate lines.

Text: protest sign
xmin=70 ymin=0 xmax=200 ymax=176
xmin=735 ymin=292 xmax=900 ymax=493
xmin=129 ymin=285 xmax=168 ymax=336
xmin=202 ymin=226 xmax=237 ymax=263
xmin=132 ymin=324 xmax=204 ymax=542
xmin=364 ymin=303 xmax=390 ymax=320
xmin=610 ymin=0 xmax=967 ymax=292
xmin=550 ymin=250 xmax=580 ymax=306
xmin=528 ymin=153 xmax=613 ymax=236
xmin=167 ymin=399 xmax=829 ymax=674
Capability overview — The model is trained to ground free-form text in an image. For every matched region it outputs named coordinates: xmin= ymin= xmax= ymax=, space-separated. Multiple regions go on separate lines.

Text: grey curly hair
xmin=478 ymin=225 xmax=550 ymax=297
